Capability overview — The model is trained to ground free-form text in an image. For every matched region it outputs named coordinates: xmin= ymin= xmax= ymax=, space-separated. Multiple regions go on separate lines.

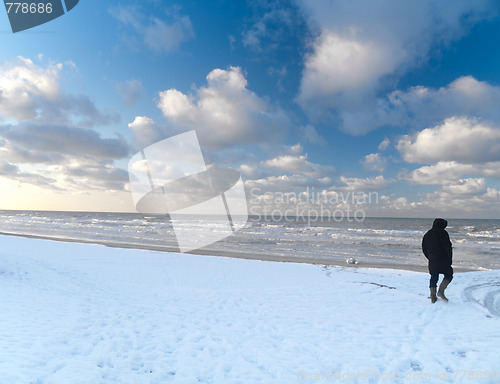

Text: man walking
xmin=422 ymin=218 xmax=453 ymax=303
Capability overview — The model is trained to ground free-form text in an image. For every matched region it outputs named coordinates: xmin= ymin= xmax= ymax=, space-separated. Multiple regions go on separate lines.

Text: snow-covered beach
xmin=1 ymin=234 xmax=499 ymax=384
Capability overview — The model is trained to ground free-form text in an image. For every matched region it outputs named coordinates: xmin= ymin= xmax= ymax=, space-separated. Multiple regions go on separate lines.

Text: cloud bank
xmin=0 ymin=57 xmax=130 ymax=193
xmin=295 ymin=0 xmax=497 ymax=134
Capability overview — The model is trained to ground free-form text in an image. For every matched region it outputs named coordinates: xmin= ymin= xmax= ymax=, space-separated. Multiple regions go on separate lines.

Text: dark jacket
xmin=422 ymin=218 xmax=453 ymax=275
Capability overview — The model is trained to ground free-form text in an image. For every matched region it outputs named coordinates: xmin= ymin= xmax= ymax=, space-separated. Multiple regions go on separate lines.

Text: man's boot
xmin=437 ymin=279 xmax=451 ymax=302
xmin=430 ymin=287 xmax=437 ymax=303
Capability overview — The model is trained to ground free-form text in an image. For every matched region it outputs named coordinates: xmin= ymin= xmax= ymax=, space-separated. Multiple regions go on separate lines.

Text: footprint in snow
xmin=410 ymin=362 xmax=422 ymax=372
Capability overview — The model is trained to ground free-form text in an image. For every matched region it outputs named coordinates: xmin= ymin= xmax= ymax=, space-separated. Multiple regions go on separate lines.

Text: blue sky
xmin=1 ymin=0 xmax=500 ymax=218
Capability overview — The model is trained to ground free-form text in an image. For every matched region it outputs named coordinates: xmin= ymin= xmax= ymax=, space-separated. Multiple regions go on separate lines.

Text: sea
xmin=0 ymin=210 xmax=499 ymax=270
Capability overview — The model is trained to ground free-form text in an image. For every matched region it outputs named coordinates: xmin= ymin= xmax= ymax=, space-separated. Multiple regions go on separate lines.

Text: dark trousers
xmin=429 ymin=273 xmax=453 ymax=288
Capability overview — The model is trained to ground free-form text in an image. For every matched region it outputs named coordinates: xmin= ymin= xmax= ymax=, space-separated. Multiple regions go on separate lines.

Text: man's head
xmin=432 ymin=218 xmax=448 ymax=229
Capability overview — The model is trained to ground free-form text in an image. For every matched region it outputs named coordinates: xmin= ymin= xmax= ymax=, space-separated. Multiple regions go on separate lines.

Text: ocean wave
xmin=0 ymin=211 xmax=498 ymax=270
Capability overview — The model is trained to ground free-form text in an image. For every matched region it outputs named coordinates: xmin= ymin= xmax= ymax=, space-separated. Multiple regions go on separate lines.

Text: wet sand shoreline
xmin=0 ymin=231 xmax=479 ymax=273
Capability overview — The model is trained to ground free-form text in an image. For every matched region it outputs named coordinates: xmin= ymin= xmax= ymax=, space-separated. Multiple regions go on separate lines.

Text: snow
xmin=0 ymin=234 xmax=499 ymax=384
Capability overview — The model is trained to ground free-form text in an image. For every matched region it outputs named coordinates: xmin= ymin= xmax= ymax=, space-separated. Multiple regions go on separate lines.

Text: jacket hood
xmin=432 ymin=218 xmax=448 ymax=229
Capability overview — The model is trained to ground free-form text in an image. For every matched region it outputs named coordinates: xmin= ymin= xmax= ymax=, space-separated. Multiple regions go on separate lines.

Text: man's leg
xmin=429 ymin=274 xmax=439 ymax=288
xmin=438 ymin=274 xmax=453 ymax=302
xmin=429 ymin=274 xmax=438 ymax=303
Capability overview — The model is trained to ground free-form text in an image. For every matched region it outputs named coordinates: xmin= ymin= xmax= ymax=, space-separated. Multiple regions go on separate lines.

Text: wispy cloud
xmin=115 ymin=79 xmax=144 ymax=107
xmin=109 ymin=5 xmax=194 ymax=53
xmin=242 ymin=1 xmax=300 ymax=52
xmin=361 ymin=153 xmax=387 ymax=173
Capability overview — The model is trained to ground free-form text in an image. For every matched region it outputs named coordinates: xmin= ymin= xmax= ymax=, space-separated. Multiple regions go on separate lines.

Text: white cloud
xmin=295 ymin=0 xmax=496 ymax=134
xmin=50 ymin=160 xmax=129 ymax=192
xmin=262 ymin=154 xmax=334 ymax=178
xmin=286 ymin=143 xmax=304 ymax=156
xmin=327 ymin=75 xmax=500 ymax=135
xmin=397 ymin=117 xmax=500 ymax=164
xmin=0 ymin=57 xmax=130 ymax=194
xmin=378 ymin=138 xmax=390 ymax=151
xmin=128 ymin=116 xmax=162 ymax=149
xmin=378 ymin=196 xmax=416 ymax=214
xmin=0 ymin=162 xmax=59 ymax=190
xmin=0 ymin=159 xmax=18 ymax=175
xmin=155 ymin=66 xmax=291 ymax=149
xmin=361 ymin=153 xmax=387 ymax=173
xmin=389 ymin=76 xmax=500 ymax=127
xmin=298 ymin=124 xmax=326 ymax=145
xmin=0 ymin=122 xmax=129 ymax=163
xmin=480 ymin=163 xmax=500 ymax=179
xmin=394 ymin=116 xmax=500 ymax=217
xmin=441 ymin=178 xmax=487 ymax=195
xmin=392 ymin=80 xmax=500 ymax=213
xmin=339 ymin=175 xmax=391 ymax=191
xmin=157 ymin=89 xmax=195 ymax=119
xmin=239 ymin=151 xmax=394 ymax=215
xmin=0 ymin=57 xmax=59 ymax=121
xmin=245 ymin=173 xmax=333 ymax=193
xmin=366 ymin=188 xmax=500 ymax=218
xmin=405 ymin=161 xmax=500 ymax=185
xmin=240 ymin=147 xmax=336 ymax=195
xmin=239 ymin=149 xmax=334 ymax=179
xmin=404 ymin=161 xmax=475 ymax=185
xmin=297 ymin=31 xmax=400 ymax=111
xmin=0 ymin=156 xmax=128 ymax=193
xmin=109 ymin=5 xmax=194 ymax=53
xmin=144 ymin=16 xmax=194 ymax=53
xmin=0 ymin=160 xmax=57 ymax=189
xmin=239 ymin=149 xmax=394 ymax=209
xmin=420 ymin=184 xmax=500 ymax=217
xmin=0 ymin=57 xmax=117 ymax=126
